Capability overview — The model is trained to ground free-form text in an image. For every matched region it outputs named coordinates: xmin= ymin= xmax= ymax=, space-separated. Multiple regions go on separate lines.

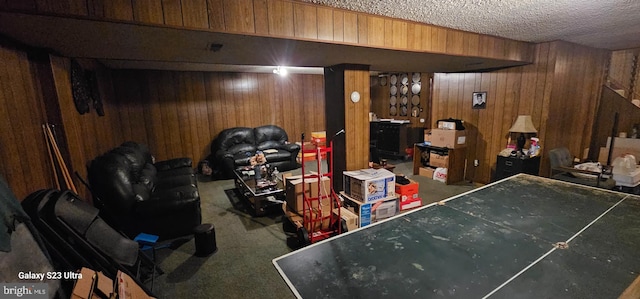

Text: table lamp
xmin=508 ymin=115 xmax=537 ymax=155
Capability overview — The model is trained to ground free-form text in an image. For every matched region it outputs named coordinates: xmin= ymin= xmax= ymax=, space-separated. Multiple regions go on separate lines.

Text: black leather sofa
xmin=209 ymin=125 xmax=300 ymax=179
xmin=87 ymin=142 xmax=202 ymax=240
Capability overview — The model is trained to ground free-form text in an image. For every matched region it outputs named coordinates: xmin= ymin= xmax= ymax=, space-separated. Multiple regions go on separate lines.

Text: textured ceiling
xmin=298 ymin=0 xmax=640 ymax=50
xmin=2 ymin=1 xmax=638 ymax=75
xmin=0 ymin=12 xmax=528 ymax=74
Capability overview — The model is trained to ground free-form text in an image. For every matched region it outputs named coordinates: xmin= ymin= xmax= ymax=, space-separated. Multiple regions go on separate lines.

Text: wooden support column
xmin=324 ymin=64 xmax=370 ymax=191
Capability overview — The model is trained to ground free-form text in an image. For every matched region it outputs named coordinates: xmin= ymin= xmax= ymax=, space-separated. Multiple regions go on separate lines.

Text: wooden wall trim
xmin=1 ymin=0 xmax=535 ymax=63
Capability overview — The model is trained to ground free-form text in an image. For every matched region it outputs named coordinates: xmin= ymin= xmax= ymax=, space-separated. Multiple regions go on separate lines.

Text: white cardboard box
xmin=339 ymin=192 xmax=398 ymax=228
xmin=343 ymin=168 xmax=396 ymax=203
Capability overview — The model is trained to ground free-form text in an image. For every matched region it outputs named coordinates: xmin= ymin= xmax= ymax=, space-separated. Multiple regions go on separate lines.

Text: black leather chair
xmin=209 ymin=125 xmax=300 ymax=179
xmin=88 ymin=142 xmax=202 ymax=240
xmin=21 ymin=189 xmax=156 ymax=296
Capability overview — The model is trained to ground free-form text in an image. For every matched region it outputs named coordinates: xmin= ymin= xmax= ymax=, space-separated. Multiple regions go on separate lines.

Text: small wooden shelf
xmin=412 ymin=143 xmax=466 ymax=185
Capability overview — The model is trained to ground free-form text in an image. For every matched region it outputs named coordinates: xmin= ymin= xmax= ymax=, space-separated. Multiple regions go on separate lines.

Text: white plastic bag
xmin=612 ymin=154 xmax=637 ymax=175
xmin=433 ymin=167 xmax=447 ymax=183
xmin=573 ymin=162 xmax=601 ymax=180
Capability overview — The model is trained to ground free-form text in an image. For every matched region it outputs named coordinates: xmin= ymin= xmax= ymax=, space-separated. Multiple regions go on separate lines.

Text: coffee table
xmin=233 ymin=167 xmax=284 ymax=216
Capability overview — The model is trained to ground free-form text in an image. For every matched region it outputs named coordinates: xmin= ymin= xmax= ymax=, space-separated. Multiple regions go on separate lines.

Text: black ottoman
xmin=194 ymin=223 xmax=217 ymax=257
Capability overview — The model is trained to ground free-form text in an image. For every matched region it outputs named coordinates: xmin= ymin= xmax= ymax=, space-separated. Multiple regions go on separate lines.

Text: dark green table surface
xmin=273 ymin=174 xmax=640 ymax=298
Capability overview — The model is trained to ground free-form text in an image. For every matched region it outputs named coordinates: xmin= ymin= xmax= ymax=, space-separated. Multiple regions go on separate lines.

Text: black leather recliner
xmin=209 ymin=125 xmax=301 ymax=179
xmin=88 ymin=142 xmax=202 ymax=240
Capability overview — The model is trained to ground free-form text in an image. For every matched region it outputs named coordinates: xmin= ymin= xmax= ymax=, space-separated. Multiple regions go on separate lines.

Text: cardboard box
xmin=285 ymin=175 xmax=308 ymax=212
xmin=309 ymin=177 xmax=331 ymax=199
xmin=400 ymin=197 xmax=422 ymax=211
xmin=311 ymin=131 xmax=326 ymax=139
xmin=429 ymin=152 xmax=449 ymax=168
xmin=116 ymin=271 xmax=156 ymax=299
xmin=395 ymin=179 xmax=421 ymax=211
xmin=430 ymin=129 xmax=467 ymax=149
xmin=282 ymin=202 xmax=303 ymax=223
xmin=306 ymin=199 xmax=332 ymax=232
xmin=424 ymin=129 xmax=432 ymax=143
xmin=395 ymin=178 xmax=418 ymax=197
xmin=419 ymin=166 xmax=435 ymax=179
xmin=340 ymin=192 xmax=398 ymax=227
xmin=437 ymin=121 xmax=456 ymax=130
xmin=297 ymin=141 xmax=327 ymax=161
xmin=72 ymin=267 xmax=113 ymax=299
xmin=311 ymin=131 xmax=327 ymax=147
xmin=73 ymin=268 xmax=155 ymax=299
xmin=343 ymin=168 xmax=396 ymax=203
xmin=285 ymin=175 xmax=330 ymax=213
xmin=334 ymin=207 xmax=358 ymax=231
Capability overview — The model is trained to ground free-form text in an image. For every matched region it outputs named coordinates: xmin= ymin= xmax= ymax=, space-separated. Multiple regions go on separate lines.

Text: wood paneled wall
xmin=544 ymin=42 xmax=609 ymax=163
xmin=343 ymin=68 xmax=370 ymax=171
xmin=0 ymin=44 xmax=52 ymax=199
xmin=590 ymin=86 xmax=640 ymax=162
xmin=0 ymin=0 xmax=534 ymax=63
xmin=108 ymin=70 xmax=325 ymax=164
xmin=608 ymin=48 xmax=640 ymax=100
xmin=50 ymin=56 xmax=126 ymax=200
xmin=431 ymin=41 xmax=608 ymax=184
xmin=0 ymin=47 xmax=325 ymax=199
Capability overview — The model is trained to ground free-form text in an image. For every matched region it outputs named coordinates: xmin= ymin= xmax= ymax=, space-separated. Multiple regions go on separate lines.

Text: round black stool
xmin=194 ymin=223 xmax=217 ymax=257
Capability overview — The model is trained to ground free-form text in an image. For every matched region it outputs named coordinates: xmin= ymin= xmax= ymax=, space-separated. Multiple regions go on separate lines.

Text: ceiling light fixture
xmin=273 ymin=66 xmax=288 ymax=76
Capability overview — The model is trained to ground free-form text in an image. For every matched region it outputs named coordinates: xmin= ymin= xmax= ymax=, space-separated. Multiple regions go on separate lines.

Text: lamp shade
xmin=509 ymin=115 xmax=537 ymax=133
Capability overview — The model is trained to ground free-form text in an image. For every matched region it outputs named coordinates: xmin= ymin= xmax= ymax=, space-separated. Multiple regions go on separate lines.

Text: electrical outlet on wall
xmin=474 ymin=159 xmax=479 ymax=167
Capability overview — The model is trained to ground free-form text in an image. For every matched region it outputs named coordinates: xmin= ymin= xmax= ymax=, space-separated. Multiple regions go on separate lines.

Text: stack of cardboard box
xmin=282 ymin=171 xmax=359 ymax=233
xmin=340 ymin=168 xmax=399 ymax=228
xmin=296 ymin=131 xmax=328 ymax=163
xmin=395 ymin=178 xmax=421 ymax=211
xmin=283 ymin=173 xmax=332 ymax=232
xmin=420 ymin=121 xmax=467 ymax=182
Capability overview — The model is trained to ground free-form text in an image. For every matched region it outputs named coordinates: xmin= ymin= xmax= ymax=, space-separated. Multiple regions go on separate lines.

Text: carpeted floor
xmin=150 ymin=160 xmax=479 ymax=298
